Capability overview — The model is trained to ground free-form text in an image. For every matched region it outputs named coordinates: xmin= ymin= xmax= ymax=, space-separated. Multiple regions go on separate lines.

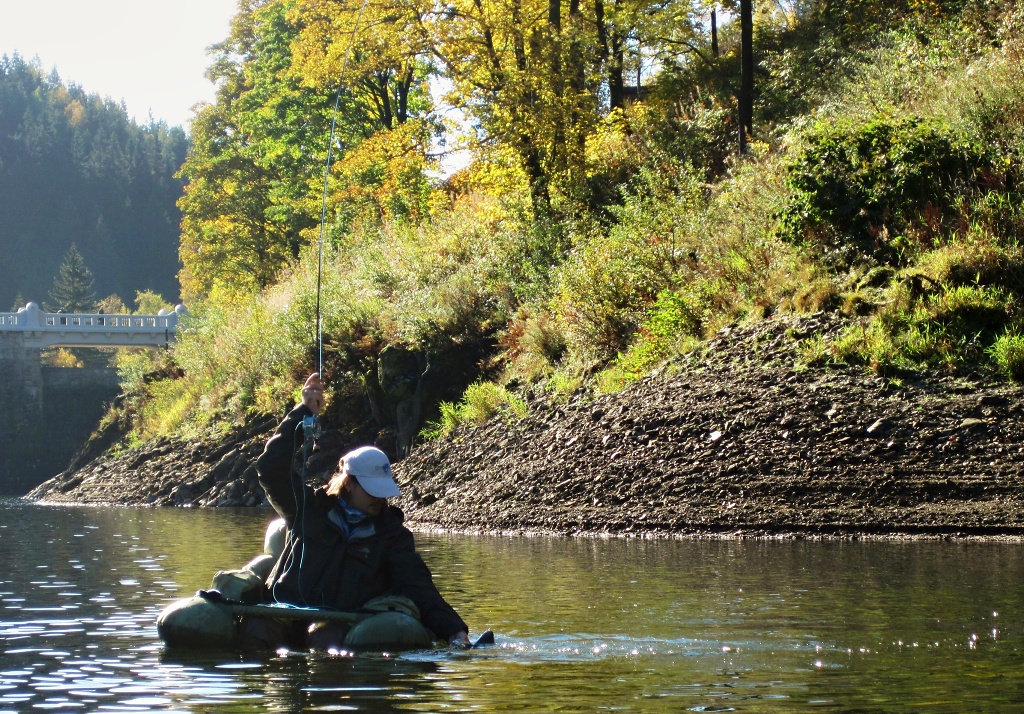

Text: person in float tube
xmin=246 ymin=372 xmax=471 ymax=650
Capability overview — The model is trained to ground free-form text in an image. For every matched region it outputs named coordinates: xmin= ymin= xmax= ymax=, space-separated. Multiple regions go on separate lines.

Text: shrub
xmin=501 ymin=307 xmax=568 ymax=382
xmin=828 ymin=320 xmax=911 ymax=376
xmin=586 ymin=102 xmax=734 ymax=207
xmin=421 ymin=381 xmax=528 ymax=439
xmin=779 ymin=116 xmax=993 ymax=269
xmin=926 ymin=283 xmax=1006 ymax=338
xmin=41 ymin=347 xmax=83 ymax=368
xmin=988 ymin=333 xmax=1024 ymax=380
xmin=610 ymin=287 xmax=711 ymax=382
xmin=825 ymin=277 xmax=1014 ymax=375
xmin=331 ymin=120 xmax=440 ymax=234
xmin=552 ymin=162 xmax=710 ymax=365
xmin=155 ymin=284 xmax=313 ymax=434
xmin=916 ymin=239 xmax=1024 ymax=296
xmin=350 ymin=192 xmax=515 ymax=348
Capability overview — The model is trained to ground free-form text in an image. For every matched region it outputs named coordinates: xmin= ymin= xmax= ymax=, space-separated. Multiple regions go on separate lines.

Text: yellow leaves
xmin=446 ymin=144 xmax=531 ymax=200
xmin=42 ymin=348 xmax=83 ymax=369
xmin=586 ymin=109 xmax=636 ymax=174
xmin=332 ymin=120 xmax=438 ymax=226
xmin=64 ymin=100 xmax=86 ymax=127
xmin=292 ymin=0 xmax=425 ymax=89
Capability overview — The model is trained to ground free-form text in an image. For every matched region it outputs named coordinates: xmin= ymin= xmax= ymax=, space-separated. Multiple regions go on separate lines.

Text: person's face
xmin=346 ymin=477 xmax=387 ymax=516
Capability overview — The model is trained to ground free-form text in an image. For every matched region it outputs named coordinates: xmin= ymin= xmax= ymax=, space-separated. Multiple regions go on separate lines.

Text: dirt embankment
xmin=29 ymin=314 xmax=1024 ymax=538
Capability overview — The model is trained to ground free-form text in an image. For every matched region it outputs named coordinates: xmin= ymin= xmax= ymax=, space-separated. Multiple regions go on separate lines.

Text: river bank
xmin=28 ymin=313 xmax=1024 ymax=538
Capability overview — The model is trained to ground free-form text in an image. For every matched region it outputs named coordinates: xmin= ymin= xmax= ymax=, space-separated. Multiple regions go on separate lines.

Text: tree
xmin=294 ymin=0 xmax=613 ymax=217
xmin=96 ymin=294 xmax=127 ymax=314
xmin=290 ymin=0 xmax=435 ymax=133
xmin=177 ymin=0 xmax=335 ymax=300
xmin=307 ymin=0 xmax=723 ymax=217
xmin=0 ymin=54 xmax=185 ymax=310
xmin=45 ymin=244 xmax=97 ymax=313
xmin=133 ymin=290 xmax=172 ymax=315
xmin=426 ymin=0 xmax=601 ymax=215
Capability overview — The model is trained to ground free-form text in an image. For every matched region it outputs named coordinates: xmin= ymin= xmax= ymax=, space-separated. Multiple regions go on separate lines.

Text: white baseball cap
xmin=344 ymin=446 xmax=401 ymax=498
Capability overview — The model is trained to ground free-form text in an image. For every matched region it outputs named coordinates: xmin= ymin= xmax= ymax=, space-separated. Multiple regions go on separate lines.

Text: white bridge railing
xmin=0 ymin=302 xmax=187 ymax=349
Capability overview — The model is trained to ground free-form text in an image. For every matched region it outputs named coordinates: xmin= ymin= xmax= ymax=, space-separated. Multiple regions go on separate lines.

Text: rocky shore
xmin=29 ymin=314 xmax=1024 ymax=538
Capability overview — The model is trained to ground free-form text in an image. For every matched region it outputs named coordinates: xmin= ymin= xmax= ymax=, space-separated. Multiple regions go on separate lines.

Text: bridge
xmin=0 ymin=302 xmax=187 ymax=349
xmin=0 ymin=302 xmax=187 ymax=494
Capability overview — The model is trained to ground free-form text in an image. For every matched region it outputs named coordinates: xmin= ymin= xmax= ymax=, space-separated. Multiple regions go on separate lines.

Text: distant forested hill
xmin=0 ymin=54 xmax=187 ymax=310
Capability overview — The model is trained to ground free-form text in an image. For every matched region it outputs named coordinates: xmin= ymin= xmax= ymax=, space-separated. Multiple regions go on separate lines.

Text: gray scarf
xmin=327 ymin=497 xmax=376 ymax=541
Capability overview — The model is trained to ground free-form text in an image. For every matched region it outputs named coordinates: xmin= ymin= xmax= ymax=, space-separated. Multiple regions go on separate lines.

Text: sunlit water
xmin=2 ymin=498 xmax=1024 ymax=712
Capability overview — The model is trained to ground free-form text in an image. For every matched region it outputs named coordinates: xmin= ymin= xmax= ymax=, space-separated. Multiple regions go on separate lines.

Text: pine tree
xmin=45 ymin=244 xmax=97 ymax=313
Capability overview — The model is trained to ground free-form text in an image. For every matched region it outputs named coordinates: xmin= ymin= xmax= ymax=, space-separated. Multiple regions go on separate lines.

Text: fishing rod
xmin=292 ymin=7 xmax=373 ymax=601
xmin=315 ymin=0 xmax=370 ymax=378
xmin=301 ymin=38 xmax=360 ymax=472
xmin=315 ymin=89 xmax=341 ymax=379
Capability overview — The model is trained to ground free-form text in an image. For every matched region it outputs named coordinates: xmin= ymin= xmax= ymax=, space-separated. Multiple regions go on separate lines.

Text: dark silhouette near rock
xmin=365 ymin=346 xmax=433 ymax=460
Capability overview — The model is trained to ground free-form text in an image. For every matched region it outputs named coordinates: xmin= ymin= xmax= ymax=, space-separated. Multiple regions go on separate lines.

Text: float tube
xmin=157 ymin=519 xmax=436 ymax=651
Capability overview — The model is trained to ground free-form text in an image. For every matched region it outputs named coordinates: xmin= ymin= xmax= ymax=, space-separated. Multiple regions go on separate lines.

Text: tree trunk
xmin=549 ymin=0 xmax=562 ymax=74
xmin=568 ymin=0 xmax=586 ymax=166
xmin=738 ymin=0 xmax=753 ymax=152
xmin=366 ymin=72 xmax=394 ymax=130
xmin=521 ymin=137 xmax=550 ymax=218
xmin=396 ymin=66 xmax=413 ymax=124
xmin=711 ymin=7 xmax=719 ymax=58
xmin=608 ymin=30 xmax=625 ymax=109
xmin=548 ymin=0 xmax=566 ymax=178
xmin=512 ymin=0 xmax=527 ymax=71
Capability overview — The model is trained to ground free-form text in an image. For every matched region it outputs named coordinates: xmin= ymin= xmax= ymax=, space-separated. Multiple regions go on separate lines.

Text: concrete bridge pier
xmin=0 ymin=331 xmax=42 ymax=408
xmin=0 ymin=332 xmax=121 ymax=495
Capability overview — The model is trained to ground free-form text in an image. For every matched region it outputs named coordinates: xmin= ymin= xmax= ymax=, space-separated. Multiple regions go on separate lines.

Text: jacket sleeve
xmin=255 ymin=403 xmax=314 ymax=524
xmin=385 ymin=527 xmax=469 ymax=640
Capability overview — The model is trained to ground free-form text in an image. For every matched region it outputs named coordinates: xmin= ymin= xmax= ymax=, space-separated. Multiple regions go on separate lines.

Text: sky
xmin=0 ymin=0 xmax=239 ymax=129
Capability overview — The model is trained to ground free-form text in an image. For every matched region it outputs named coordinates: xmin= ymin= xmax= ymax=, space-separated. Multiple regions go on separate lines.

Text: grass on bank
xmin=421 ymin=382 xmax=529 ymax=439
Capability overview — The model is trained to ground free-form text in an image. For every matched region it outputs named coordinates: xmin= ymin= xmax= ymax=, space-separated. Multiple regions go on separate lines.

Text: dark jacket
xmin=254 ymin=404 xmax=467 ymax=640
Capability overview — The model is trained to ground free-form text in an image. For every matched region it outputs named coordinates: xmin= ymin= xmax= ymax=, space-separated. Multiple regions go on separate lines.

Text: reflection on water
xmin=2 ymin=498 xmax=1024 ymax=712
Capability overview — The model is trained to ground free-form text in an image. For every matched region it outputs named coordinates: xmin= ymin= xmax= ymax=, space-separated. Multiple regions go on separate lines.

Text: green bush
xmin=553 ymin=163 xmax=710 ymax=365
xmin=421 ymin=381 xmax=528 ymax=439
xmin=350 ymin=192 xmax=515 ymax=348
xmin=586 ymin=103 xmax=734 ymax=207
xmin=172 ymin=292 xmax=306 ymax=424
xmin=610 ymin=286 xmax=712 ymax=381
xmin=501 ymin=308 xmax=568 ymax=382
xmin=988 ymin=332 xmax=1024 ymax=381
xmin=825 ymin=277 xmax=1015 ymax=375
xmin=914 ymin=239 xmax=1024 ymax=319
xmin=926 ymin=283 xmax=1007 ymax=337
xmin=779 ymin=116 xmax=993 ymax=269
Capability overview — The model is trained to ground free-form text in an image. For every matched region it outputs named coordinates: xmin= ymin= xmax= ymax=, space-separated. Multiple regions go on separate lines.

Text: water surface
xmin=2 ymin=499 xmax=1023 ymax=712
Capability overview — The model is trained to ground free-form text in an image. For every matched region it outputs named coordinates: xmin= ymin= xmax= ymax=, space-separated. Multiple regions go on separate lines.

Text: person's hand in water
xmin=448 ymin=630 xmax=471 ymax=648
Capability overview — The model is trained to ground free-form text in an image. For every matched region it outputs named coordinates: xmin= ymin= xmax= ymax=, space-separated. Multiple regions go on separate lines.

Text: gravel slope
xmin=30 ymin=314 xmax=1024 ymax=538
xmin=394 ymin=314 xmax=1024 ymax=537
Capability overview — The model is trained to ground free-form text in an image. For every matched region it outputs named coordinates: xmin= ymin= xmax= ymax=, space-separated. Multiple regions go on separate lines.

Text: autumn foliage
xmin=140 ymin=0 xmax=1024 ymax=441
